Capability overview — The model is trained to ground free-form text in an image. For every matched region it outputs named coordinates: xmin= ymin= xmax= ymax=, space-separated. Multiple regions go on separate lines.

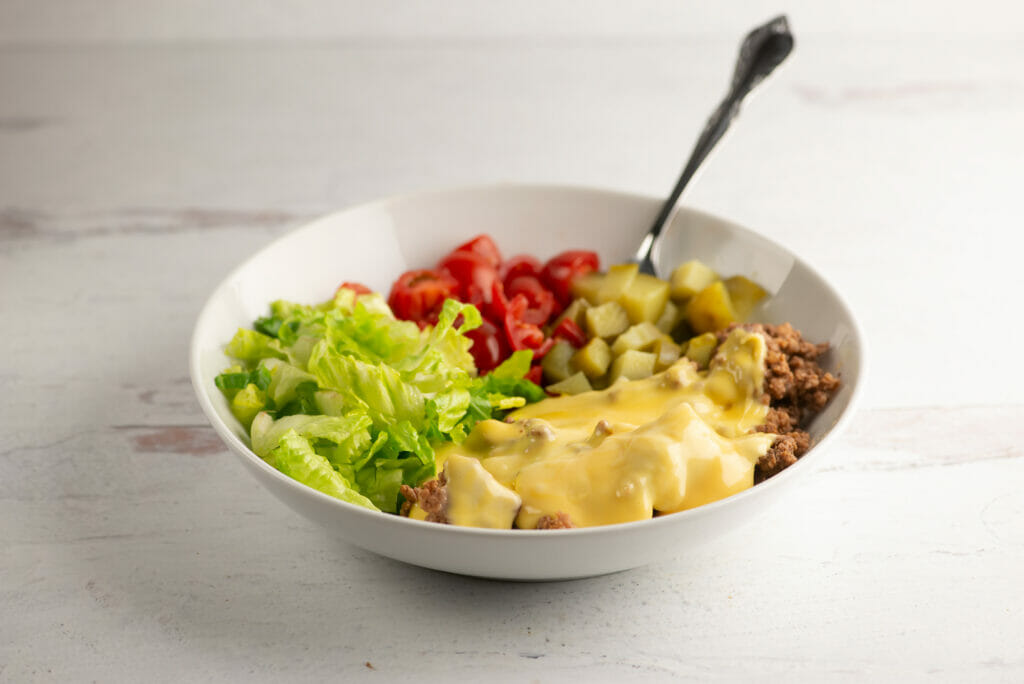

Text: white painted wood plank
xmin=2 ymin=407 xmax=1021 ymax=681
xmin=2 ymin=26 xmax=1023 ymax=681
xmin=4 ymin=39 xmax=1024 ymax=408
xmin=1 ymin=0 xmax=1022 ymax=45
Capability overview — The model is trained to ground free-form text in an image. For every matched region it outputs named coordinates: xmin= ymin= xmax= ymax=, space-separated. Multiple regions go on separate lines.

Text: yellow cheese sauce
xmin=431 ymin=328 xmax=777 ymax=529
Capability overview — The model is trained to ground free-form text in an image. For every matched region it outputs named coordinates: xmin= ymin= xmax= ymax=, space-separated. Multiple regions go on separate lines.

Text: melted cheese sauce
xmin=433 ymin=328 xmax=776 ymax=529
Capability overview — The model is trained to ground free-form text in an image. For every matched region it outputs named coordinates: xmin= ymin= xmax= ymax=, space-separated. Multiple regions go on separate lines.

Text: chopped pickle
xmin=571 ymin=272 xmax=604 ymax=305
xmin=620 ymin=273 xmax=671 ymax=323
xmin=572 ymin=337 xmax=613 ymax=378
xmin=669 ymin=259 xmax=718 ymax=301
xmin=611 ymin=321 xmax=663 ymax=356
xmin=552 ymin=297 xmax=591 ymax=330
xmin=655 ymin=300 xmax=680 ymax=334
xmin=596 ymin=263 xmax=639 ymax=304
xmin=541 ymin=339 xmax=576 ymax=383
xmin=724 ymin=275 xmax=768 ymax=321
xmin=649 ymin=337 xmax=682 ymax=371
xmin=685 ymin=281 xmax=737 ymax=333
xmin=546 ymin=371 xmax=594 ymax=396
xmin=609 ymin=349 xmax=657 ymax=382
xmin=585 ymin=301 xmax=630 ymax=339
xmin=684 ymin=332 xmax=718 ymax=370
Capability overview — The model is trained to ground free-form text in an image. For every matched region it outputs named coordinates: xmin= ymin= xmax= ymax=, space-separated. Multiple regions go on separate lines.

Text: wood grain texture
xmin=2 ymin=17 xmax=1023 ymax=682
xmin=2 ymin=407 xmax=1022 ymax=681
xmin=2 ymin=1 xmax=1023 ymax=44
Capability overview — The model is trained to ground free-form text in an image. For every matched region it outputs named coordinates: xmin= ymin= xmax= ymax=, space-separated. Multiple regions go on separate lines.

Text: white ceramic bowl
xmin=190 ymin=184 xmax=865 ymax=581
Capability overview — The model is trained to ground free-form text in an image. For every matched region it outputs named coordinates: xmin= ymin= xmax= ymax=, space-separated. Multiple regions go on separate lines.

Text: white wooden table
xmin=3 ymin=4 xmax=1023 ymax=681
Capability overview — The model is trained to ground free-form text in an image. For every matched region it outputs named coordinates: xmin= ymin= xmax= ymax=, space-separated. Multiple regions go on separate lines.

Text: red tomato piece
xmin=485 ymin=279 xmax=509 ymax=322
xmin=465 ymin=318 xmax=509 ymax=373
xmin=451 ymin=235 xmax=502 ymax=269
xmin=503 ymin=294 xmax=546 ymax=351
xmin=336 ymin=281 xmax=373 ymax=296
xmin=438 ymin=250 xmax=499 ymax=311
xmin=532 ymin=337 xmax=555 ymax=360
xmin=499 ymin=255 xmax=542 ymax=285
xmin=551 ymin=318 xmax=587 ymax=348
xmin=525 ymin=365 xmax=543 ymax=385
xmin=540 ymin=250 xmax=600 ymax=306
xmin=505 ymin=275 xmax=559 ymax=326
xmin=388 ymin=269 xmax=458 ymax=322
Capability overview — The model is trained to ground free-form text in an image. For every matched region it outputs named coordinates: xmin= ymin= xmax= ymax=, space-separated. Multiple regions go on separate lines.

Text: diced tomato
xmin=540 ymin=250 xmax=600 ymax=306
xmin=499 ymin=255 xmax=542 ymax=285
xmin=532 ymin=337 xmax=555 ymax=360
xmin=386 ymin=237 xmax=599 ymax=379
xmin=438 ymin=250 xmax=499 ymax=311
xmin=551 ymin=318 xmax=587 ymax=348
xmin=465 ymin=318 xmax=509 ymax=373
xmin=388 ymin=269 xmax=459 ymax=322
xmin=336 ymin=281 xmax=373 ymax=296
xmin=451 ymin=235 xmax=502 ymax=269
xmin=503 ymin=294 xmax=546 ymax=351
xmin=504 ymin=275 xmax=559 ymax=326
xmin=525 ymin=365 xmax=543 ymax=385
xmin=482 ymin=279 xmax=509 ymax=322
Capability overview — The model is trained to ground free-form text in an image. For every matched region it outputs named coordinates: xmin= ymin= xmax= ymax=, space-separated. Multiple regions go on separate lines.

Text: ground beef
xmin=535 ymin=512 xmax=574 ymax=529
xmin=399 ymin=472 xmax=449 ymax=523
xmin=719 ymin=322 xmax=841 ymax=481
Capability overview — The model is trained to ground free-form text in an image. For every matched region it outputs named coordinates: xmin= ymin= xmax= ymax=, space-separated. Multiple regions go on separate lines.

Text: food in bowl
xmin=214 ymin=233 xmax=839 ymax=529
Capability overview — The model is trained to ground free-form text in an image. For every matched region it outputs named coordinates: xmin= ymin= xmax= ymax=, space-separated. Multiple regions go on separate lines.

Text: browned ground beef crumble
xmin=400 ymin=473 xmax=449 ymax=523
xmin=719 ymin=323 xmax=841 ymax=482
xmin=536 ymin=512 xmax=575 ymax=529
xmin=401 ymin=323 xmax=840 ymax=524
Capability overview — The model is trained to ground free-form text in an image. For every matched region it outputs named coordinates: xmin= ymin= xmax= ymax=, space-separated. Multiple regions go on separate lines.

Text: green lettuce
xmin=267 ymin=430 xmax=378 ymax=510
xmin=217 ymin=290 xmax=544 ymax=514
xmin=225 ymin=329 xmax=287 ymax=366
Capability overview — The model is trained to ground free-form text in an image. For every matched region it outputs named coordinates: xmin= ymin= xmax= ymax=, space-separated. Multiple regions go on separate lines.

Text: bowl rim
xmin=189 ymin=182 xmax=867 ymax=538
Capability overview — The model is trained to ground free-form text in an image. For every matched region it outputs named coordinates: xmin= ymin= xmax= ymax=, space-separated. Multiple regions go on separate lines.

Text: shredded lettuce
xmin=225 ymin=329 xmax=287 ymax=366
xmin=216 ymin=291 xmax=544 ymax=513
xmin=267 ymin=430 xmax=378 ymax=510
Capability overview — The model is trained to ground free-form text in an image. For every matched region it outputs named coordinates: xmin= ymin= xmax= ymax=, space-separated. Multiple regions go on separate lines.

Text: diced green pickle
xmin=684 ymin=332 xmax=718 ymax=370
xmin=619 ymin=273 xmax=670 ymax=323
xmin=572 ymin=337 xmax=613 ymax=378
xmin=685 ymin=281 xmax=737 ymax=333
xmin=609 ymin=350 xmax=657 ymax=382
xmin=597 ymin=263 xmax=639 ymax=304
xmin=541 ymin=339 xmax=576 ymax=383
xmin=669 ymin=259 xmax=718 ymax=301
xmin=546 ymin=371 xmax=593 ymax=396
xmin=570 ymin=272 xmax=604 ymax=305
xmin=585 ymin=301 xmax=630 ymax=339
xmin=611 ymin=322 xmax=663 ymax=356
xmin=552 ymin=298 xmax=591 ymax=330
xmin=655 ymin=300 xmax=680 ymax=334
xmin=649 ymin=337 xmax=682 ymax=371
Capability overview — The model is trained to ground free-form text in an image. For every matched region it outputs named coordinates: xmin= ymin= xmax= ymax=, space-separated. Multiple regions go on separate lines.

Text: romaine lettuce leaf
xmin=391 ymin=299 xmax=480 ymax=394
xmin=250 ymin=411 xmax=373 ymax=461
xmin=256 ymin=358 xmax=316 ymax=407
xmin=225 ymin=328 xmax=287 ymax=366
xmin=219 ymin=291 xmax=546 ymax=514
xmin=267 ymin=430 xmax=378 ymax=510
xmin=307 ymin=341 xmax=427 ymax=430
